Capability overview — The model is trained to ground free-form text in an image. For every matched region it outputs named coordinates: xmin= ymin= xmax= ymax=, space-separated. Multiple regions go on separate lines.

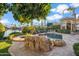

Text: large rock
xmin=25 ymin=36 xmax=35 ymax=51
xmin=54 ymin=40 xmax=66 ymax=47
xmin=38 ymin=36 xmax=50 ymax=52
xmin=34 ymin=36 xmax=40 ymax=51
xmin=49 ymin=40 xmax=54 ymax=48
xmin=25 ymin=36 xmax=53 ymax=52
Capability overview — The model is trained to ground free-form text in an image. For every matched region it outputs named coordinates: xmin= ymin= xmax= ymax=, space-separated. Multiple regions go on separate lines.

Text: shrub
xmin=36 ymin=26 xmax=47 ymax=33
xmin=51 ymin=25 xmax=60 ymax=31
xmin=58 ymin=29 xmax=70 ymax=34
xmin=0 ymin=23 xmax=6 ymax=38
xmin=0 ymin=32 xmax=5 ymax=39
xmin=22 ymin=26 xmax=36 ymax=34
xmin=0 ymin=41 xmax=12 ymax=56
xmin=73 ymin=43 xmax=79 ymax=56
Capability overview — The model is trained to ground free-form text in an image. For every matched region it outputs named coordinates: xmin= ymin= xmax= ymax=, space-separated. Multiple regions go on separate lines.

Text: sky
xmin=0 ymin=3 xmax=79 ymax=27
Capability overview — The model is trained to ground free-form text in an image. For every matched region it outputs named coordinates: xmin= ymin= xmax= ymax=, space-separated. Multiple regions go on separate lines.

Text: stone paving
xmin=8 ymin=34 xmax=79 ymax=56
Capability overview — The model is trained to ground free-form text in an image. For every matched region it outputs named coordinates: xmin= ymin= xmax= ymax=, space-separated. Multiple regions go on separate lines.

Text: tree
xmin=61 ymin=6 xmax=79 ymax=32
xmin=11 ymin=3 xmax=51 ymax=25
xmin=66 ymin=7 xmax=79 ymax=31
xmin=0 ymin=4 xmax=9 ymax=18
xmin=0 ymin=4 xmax=9 ymax=38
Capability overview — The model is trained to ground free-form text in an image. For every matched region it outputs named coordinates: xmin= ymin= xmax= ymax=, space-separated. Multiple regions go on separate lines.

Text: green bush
xmin=22 ymin=26 xmax=36 ymax=34
xmin=0 ymin=32 xmax=5 ymax=38
xmin=73 ymin=43 xmax=79 ymax=56
xmin=36 ymin=26 xmax=48 ymax=33
xmin=51 ymin=25 xmax=60 ymax=31
xmin=0 ymin=23 xmax=6 ymax=38
xmin=58 ymin=29 xmax=70 ymax=34
xmin=0 ymin=41 xmax=12 ymax=56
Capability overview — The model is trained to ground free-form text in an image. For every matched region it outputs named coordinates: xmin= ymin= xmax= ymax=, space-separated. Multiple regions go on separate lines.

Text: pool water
xmin=46 ymin=33 xmax=62 ymax=40
xmin=3 ymin=30 xmax=62 ymax=40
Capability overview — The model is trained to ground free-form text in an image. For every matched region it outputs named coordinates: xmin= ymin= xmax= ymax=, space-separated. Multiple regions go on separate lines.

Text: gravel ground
xmin=8 ymin=34 xmax=79 ymax=56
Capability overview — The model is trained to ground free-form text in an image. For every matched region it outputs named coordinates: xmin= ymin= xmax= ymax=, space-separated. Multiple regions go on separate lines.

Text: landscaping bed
xmin=0 ymin=40 xmax=12 ymax=56
xmin=57 ymin=29 xmax=70 ymax=34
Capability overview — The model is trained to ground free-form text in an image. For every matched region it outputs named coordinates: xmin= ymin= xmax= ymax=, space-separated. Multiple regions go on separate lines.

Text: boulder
xmin=49 ymin=40 xmax=54 ymax=48
xmin=25 ymin=36 xmax=30 ymax=48
xmin=39 ymin=36 xmax=50 ymax=52
xmin=25 ymin=36 xmax=53 ymax=52
xmin=34 ymin=36 xmax=40 ymax=51
xmin=54 ymin=40 xmax=66 ymax=47
xmin=28 ymin=41 xmax=35 ymax=50
xmin=25 ymin=36 xmax=35 ymax=51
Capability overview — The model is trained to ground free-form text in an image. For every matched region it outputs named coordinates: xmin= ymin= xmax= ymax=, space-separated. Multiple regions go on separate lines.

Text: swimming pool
xmin=46 ymin=33 xmax=62 ymax=40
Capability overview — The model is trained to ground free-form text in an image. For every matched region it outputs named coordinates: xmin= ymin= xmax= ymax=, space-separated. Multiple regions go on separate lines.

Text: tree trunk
xmin=40 ymin=20 xmax=43 ymax=27
xmin=73 ymin=10 xmax=76 ymax=32
xmin=30 ymin=21 xmax=33 ymax=26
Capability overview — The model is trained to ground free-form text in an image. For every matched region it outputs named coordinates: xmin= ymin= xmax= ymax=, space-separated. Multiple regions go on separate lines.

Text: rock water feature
xmin=25 ymin=36 xmax=54 ymax=52
xmin=9 ymin=34 xmax=66 ymax=56
xmin=24 ymin=35 xmax=66 ymax=52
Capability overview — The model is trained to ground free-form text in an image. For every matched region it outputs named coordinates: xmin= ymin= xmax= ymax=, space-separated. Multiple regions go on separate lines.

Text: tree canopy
xmin=0 ymin=4 xmax=9 ymax=18
xmin=11 ymin=3 xmax=51 ymax=23
xmin=0 ymin=3 xmax=51 ymax=23
xmin=0 ymin=23 xmax=6 ymax=32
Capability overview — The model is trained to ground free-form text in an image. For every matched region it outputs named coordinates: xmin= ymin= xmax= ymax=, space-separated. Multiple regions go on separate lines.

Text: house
xmin=60 ymin=18 xmax=79 ymax=32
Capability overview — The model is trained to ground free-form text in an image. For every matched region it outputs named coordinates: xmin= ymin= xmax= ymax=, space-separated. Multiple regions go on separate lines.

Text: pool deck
xmin=8 ymin=34 xmax=79 ymax=56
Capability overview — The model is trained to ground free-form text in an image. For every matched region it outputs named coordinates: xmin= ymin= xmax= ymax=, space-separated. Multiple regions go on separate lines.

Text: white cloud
xmin=50 ymin=4 xmax=69 ymax=14
xmin=64 ymin=10 xmax=70 ymax=13
xmin=50 ymin=8 xmax=56 ymax=12
xmin=0 ymin=19 xmax=9 ymax=24
xmin=70 ymin=3 xmax=79 ymax=7
xmin=46 ymin=14 xmax=63 ymax=22
xmin=57 ymin=4 xmax=69 ymax=11
xmin=76 ymin=14 xmax=79 ymax=19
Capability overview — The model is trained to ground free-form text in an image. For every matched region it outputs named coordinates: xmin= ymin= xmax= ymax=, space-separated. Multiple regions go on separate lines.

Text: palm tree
xmin=67 ymin=7 xmax=77 ymax=32
xmin=62 ymin=6 xmax=78 ymax=32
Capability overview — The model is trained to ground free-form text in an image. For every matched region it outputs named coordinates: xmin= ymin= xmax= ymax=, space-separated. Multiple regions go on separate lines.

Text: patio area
xmin=8 ymin=34 xmax=79 ymax=56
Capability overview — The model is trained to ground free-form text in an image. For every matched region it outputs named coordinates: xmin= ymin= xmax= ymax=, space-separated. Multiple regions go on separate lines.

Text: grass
xmin=0 ymin=40 xmax=12 ymax=56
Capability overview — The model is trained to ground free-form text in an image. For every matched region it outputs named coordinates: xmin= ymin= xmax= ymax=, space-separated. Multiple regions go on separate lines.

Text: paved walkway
xmin=8 ymin=34 xmax=79 ymax=56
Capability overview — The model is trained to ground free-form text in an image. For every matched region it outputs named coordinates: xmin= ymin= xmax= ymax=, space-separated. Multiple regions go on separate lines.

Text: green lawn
xmin=0 ymin=40 xmax=12 ymax=56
